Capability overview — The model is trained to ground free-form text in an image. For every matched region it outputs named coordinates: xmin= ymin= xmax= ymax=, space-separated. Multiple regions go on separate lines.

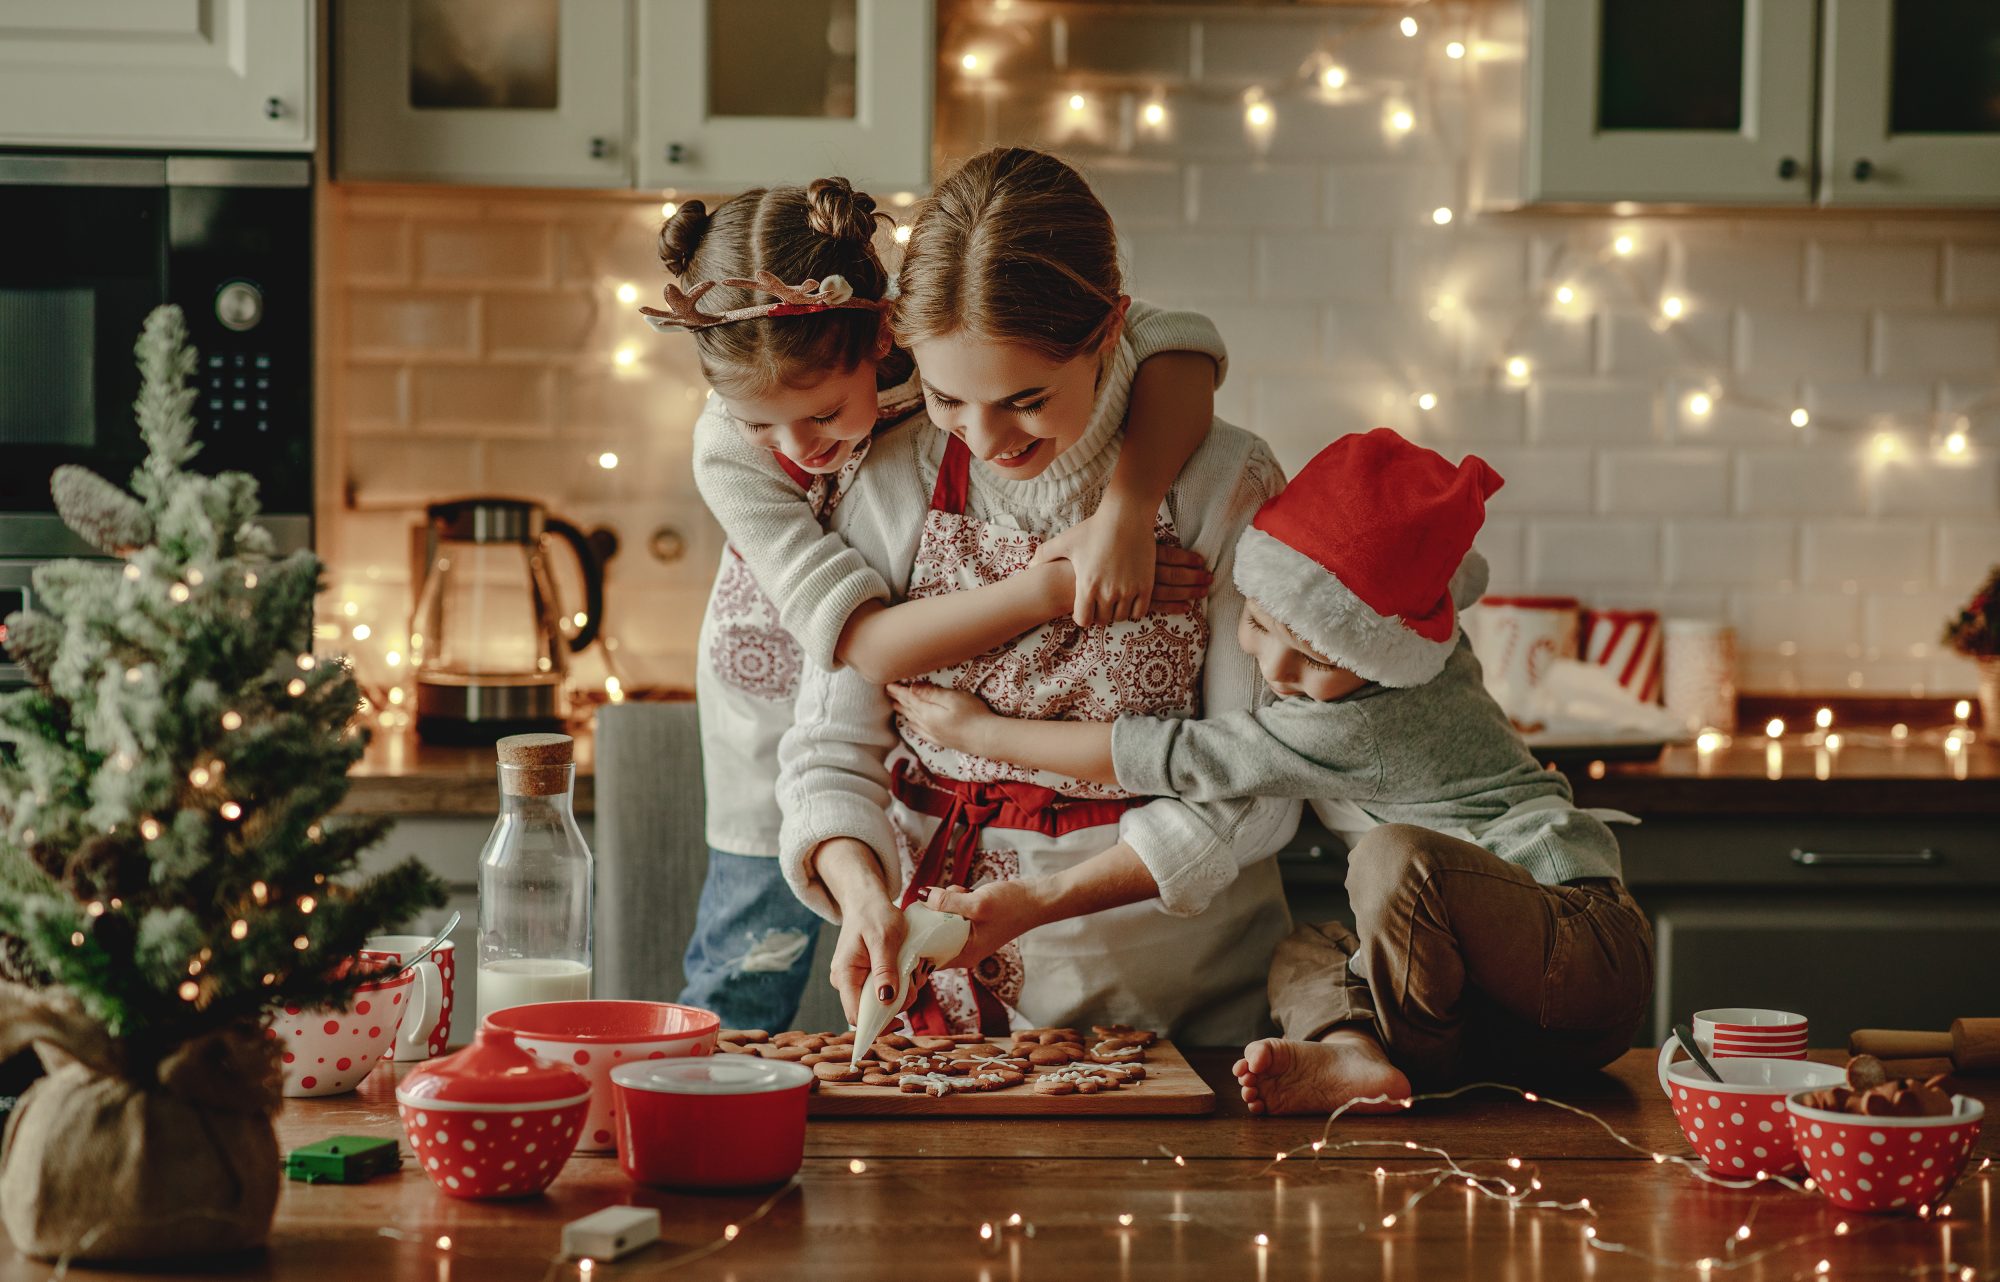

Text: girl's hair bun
xmin=805 ymin=177 xmax=880 ymax=246
xmin=658 ymin=200 xmax=712 ymax=278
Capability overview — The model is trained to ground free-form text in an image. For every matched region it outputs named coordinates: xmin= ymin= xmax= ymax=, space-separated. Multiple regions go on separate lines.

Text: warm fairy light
xmin=1173 ymin=1155 xmax=1186 ymax=1167
xmin=660 ymin=200 xmax=678 ymax=219
xmin=1067 ymin=93 xmax=1087 ymax=112
xmin=1766 ymin=718 xmax=1785 ymax=738
xmin=231 ymin=919 xmax=248 ymax=940
xmin=1321 ymin=65 xmax=1348 ymax=91
xmin=253 ymin=881 xmax=269 ymax=903
xmin=1815 ymin=707 xmax=1833 ymax=728
xmin=298 ymin=895 xmax=316 ymax=914
xmin=1246 ymin=100 xmax=1273 ymax=128
xmin=123 ymin=563 xmax=141 ymax=580
xmin=959 ymin=51 xmax=981 ymax=72
xmin=1892 ymin=722 xmax=1910 ymax=740
xmin=1446 ymin=40 xmax=1466 ymax=58
xmin=978 ymin=1222 xmax=994 ymax=1241
xmin=1652 ymin=1152 xmax=1668 ymax=1163
xmin=140 ymin=817 xmax=162 ymax=840
xmin=1588 ymin=759 xmax=1607 ymax=779
xmin=1734 ymin=1224 xmax=1750 ymax=1240
xmin=222 ymin=710 xmax=243 ymax=730
xmin=723 ymin=1225 xmax=739 ymax=1242
xmin=220 ymin=801 xmax=243 ymax=820
xmin=1274 ymin=1151 xmax=1287 ymax=1161
xmin=1579 ymin=1197 xmax=1590 ymax=1209
xmin=1381 ymin=1215 xmax=1397 ymax=1228
xmin=1118 ymin=1213 xmax=1134 ymax=1226
xmin=1612 ymin=234 xmax=1635 ymax=256
xmin=615 ymin=282 xmax=639 ymax=305
xmin=186 ymin=568 xmax=205 ymax=586
xmin=297 ymin=653 xmax=316 ymax=671
xmin=893 ymin=225 xmax=912 ymax=244
xmin=1254 ymin=1231 xmax=1270 ymax=1245
xmin=287 ymin=678 xmax=306 ymax=696
xmin=1825 ymin=733 xmax=1841 ymax=750
xmin=614 ymin=344 xmax=639 ymax=368
xmin=1584 ymin=1227 xmax=1597 ymax=1240
xmin=1141 ymin=100 xmax=1167 ymax=128
xmin=293 ymin=935 xmax=310 ymax=951
xmin=1660 ymin=295 xmax=1685 ymax=320
xmin=1696 ymin=730 xmax=1722 ymax=752
xmin=169 ymin=583 xmax=190 ymax=603
xmin=1416 ymin=392 xmax=1438 ymax=411
xmin=1374 ymin=1167 xmax=1386 ymax=1178
xmin=436 ymin=1236 xmax=452 ymax=1251
xmin=1311 ymin=1139 xmax=1325 ymax=1151
xmin=70 ymin=932 xmax=83 ymax=947
xmin=1507 ymin=1157 xmax=1522 ymax=1169
xmin=1504 ymin=356 xmax=1530 ymax=383
xmin=190 ymin=765 xmax=212 ymax=786
xmin=597 ymin=452 xmax=620 ymax=471
xmin=1834 ymin=1222 xmax=1849 ymax=1235
xmin=388 ymin=685 xmax=405 ymax=705
xmin=1555 ymin=284 xmax=1575 ymax=305
xmin=244 ymin=572 xmax=258 ymax=589
xmin=1388 ymin=106 xmax=1416 ymax=133
xmin=1946 ymin=732 xmax=1965 ymax=753
xmin=384 ymin=649 xmax=403 ymax=667
xmin=179 ymin=981 xmax=199 ymax=1001
xmin=1874 ymin=431 xmax=1900 ymax=458
xmin=1816 ymin=1263 xmax=1830 ymax=1276
xmin=1791 ymin=407 xmax=1810 ymax=427
xmin=1399 ymin=15 xmax=1419 ymax=36
xmin=1007 ymin=1213 xmax=1023 ymax=1226
xmin=125 ymin=666 xmax=143 ymax=684
xmin=1945 ymin=430 xmax=1969 ymax=455
xmin=1956 ymin=699 xmax=1973 ymax=721
xmin=578 ymin=1260 xmax=594 ymax=1276
xmin=352 ymin=623 xmax=372 ymax=641
xmin=1686 ymin=392 xmax=1713 ymax=418
xmin=849 ymin=1159 xmax=866 ymax=1174
xmin=1432 ymin=206 xmax=1453 ymax=225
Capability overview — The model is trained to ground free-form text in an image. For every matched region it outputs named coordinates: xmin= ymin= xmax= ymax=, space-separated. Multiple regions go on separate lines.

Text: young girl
xmin=653 ymin=176 xmax=1230 ymax=1030
xmin=889 ymin=429 xmax=1653 ymax=1112
xmin=773 ymin=148 xmax=1300 ymax=1043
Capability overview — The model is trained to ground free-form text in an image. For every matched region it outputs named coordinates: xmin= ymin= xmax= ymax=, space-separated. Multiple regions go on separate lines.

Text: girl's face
xmin=1236 ymin=597 xmax=1370 ymax=703
xmin=911 ymin=302 xmax=1127 ymax=483
xmin=718 ymin=359 xmax=881 ymax=475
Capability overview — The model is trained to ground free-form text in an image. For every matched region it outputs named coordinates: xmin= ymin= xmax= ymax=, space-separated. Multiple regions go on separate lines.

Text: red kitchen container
xmin=610 ymin=1057 xmax=813 ymax=1190
xmin=395 ymin=1027 xmax=592 ymax=1199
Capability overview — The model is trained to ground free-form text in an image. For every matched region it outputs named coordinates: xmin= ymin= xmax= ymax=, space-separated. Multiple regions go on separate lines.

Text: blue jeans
xmin=678 ymin=849 xmax=822 ymax=1031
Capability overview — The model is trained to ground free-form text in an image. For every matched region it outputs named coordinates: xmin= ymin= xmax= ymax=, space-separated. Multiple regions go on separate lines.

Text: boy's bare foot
xmin=1231 ymin=1027 xmax=1413 ymax=1116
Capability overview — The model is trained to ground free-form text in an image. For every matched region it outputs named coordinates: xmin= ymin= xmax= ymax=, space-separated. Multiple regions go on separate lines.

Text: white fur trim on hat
xmin=1232 ymin=526 xmax=1455 ymax=688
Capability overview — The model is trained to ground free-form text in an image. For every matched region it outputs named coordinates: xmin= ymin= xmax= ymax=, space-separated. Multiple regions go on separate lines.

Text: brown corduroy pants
xmin=1268 ymin=824 xmax=1655 ymax=1086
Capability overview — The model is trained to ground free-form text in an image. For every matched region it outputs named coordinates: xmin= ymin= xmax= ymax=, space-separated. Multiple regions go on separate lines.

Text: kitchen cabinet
xmin=0 ymin=0 xmax=313 ymax=151
xmin=1497 ymin=0 xmax=2000 ymax=207
xmin=335 ymin=0 xmax=629 ymax=187
xmin=334 ymin=0 xmax=932 ymax=193
xmin=634 ymin=0 xmax=933 ymax=192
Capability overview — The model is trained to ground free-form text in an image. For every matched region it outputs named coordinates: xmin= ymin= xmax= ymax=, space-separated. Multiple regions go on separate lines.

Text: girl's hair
xmin=894 ymin=147 xmax=1123 ymax=363
xmin=657 ymin=177 xmax=889 ymax=395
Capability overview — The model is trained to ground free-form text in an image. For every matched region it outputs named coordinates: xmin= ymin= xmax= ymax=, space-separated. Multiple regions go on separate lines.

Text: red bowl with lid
xmin=482 ymin=1000 xmax=720 ymax=1153
xmin=611 ymin=1057 xmax=814 ymax=1190
xmin=396 ymin=1028 xmax=592 ymax=1199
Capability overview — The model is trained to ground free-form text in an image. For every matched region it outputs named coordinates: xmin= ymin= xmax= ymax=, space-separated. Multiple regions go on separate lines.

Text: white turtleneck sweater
xmin=775 ymin=336 xmax=1302 ymax=919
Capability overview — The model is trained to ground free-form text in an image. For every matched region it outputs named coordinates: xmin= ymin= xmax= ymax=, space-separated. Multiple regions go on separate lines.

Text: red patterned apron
xmin=891 ymin=434 xmax=1209 ymax=1034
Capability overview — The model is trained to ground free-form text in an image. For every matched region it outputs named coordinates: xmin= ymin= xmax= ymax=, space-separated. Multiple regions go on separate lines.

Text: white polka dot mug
xmin=1663 ymin=1057 xmax=1846 ymax=1176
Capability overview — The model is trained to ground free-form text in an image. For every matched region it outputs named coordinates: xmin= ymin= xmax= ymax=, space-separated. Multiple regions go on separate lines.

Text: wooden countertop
xmin=340 ymin=719 xmax=2000 ymax=820
xmin=14 ymin=1049 xmax=1990 ymax=1281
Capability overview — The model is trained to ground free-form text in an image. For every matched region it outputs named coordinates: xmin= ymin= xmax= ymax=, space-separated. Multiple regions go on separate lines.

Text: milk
xmin=477 ymin=958 xmax=592 ymax=1024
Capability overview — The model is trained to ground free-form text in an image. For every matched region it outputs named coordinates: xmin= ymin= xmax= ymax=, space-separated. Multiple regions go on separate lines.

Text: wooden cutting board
xmin=807 ymin=1037 xmax=1216 ymax=1117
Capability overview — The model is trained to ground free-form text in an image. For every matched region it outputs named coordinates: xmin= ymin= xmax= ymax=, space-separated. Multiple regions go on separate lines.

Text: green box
xmin=284 ymin=1135 xmax=402 ymax=1184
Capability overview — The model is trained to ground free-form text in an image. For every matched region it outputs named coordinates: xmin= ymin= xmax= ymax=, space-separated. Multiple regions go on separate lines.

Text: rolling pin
xmin=1849 ymin=1019 xmax=2000 ymax=1075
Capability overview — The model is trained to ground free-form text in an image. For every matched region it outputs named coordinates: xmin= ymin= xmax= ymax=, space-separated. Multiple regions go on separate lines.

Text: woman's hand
xmin=815 ymin=838 xmax=910 ymax=1023
xmin=1032 ymin=508 xmax=1210 ymax=627
xmin=923 ymin=880 xmax=1054 ymax=971
xmin=887 ymin=682 xmax=997 ymax=755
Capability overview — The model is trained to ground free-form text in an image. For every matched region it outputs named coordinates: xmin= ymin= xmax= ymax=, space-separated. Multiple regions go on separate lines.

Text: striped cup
xmin=1658 ymin=1008 xmax=1809 ymax=1093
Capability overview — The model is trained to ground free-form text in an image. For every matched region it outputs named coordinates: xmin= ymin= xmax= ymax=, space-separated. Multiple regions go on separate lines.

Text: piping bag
xmin=849 ymin=903 xmax=971 ymax=1069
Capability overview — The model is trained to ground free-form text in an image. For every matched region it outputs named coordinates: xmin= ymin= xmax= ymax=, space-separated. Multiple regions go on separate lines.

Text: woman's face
xmin=911 ymin=307 xmax=1125 ymax=482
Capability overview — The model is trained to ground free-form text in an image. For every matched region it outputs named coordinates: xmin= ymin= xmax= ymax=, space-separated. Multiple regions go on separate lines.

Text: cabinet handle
xmin=1776 ymin=156 xmax=1799 ymax=180
xmin=1790 ymin=847 xmax=1937 ymax=868
xmin=1852 ymin=158 xmax=1875 ymax=182
xmin=664 ymin=142 xmax=687 ymax=165
xmin=589 ymin=136 xmax=610 ymax=160
xmin=264 ymin=97 xmax=284 ymax=121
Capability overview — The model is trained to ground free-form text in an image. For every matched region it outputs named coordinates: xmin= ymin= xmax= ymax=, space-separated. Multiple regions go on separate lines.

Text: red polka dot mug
xmin=366 ymin=933 xmax=455 ymax=1060
xmin=1662 ymin=1056 xmax=1846 ymax=1177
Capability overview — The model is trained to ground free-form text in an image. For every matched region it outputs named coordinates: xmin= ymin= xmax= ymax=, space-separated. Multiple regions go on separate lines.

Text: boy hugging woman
xmin=651 ymin=145 xmax=1652 ymax=1116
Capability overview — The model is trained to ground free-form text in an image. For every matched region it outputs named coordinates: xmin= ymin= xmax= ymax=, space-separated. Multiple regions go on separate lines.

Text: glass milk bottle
xmin=476 ymin=733 xmax=593 ymax=1024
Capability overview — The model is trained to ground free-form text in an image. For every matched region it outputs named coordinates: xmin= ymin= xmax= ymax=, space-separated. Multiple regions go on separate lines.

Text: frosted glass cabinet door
xmin=336 ymin=0 xmax=629 ymax=186
xmin=1527 ymin=0 xmax=1817 ymax=203
xmin=1820 ymin=0 xmax=2000 ymax=205
xmin=0 ymin=0 xmax=312 ymax=150
xmin=635 ymin=0 xmax=933 ymax=192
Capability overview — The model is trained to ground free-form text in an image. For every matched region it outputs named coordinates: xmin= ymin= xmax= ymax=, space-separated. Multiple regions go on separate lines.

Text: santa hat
xmin=1233 ymin=428 xmax=1504 ymax=688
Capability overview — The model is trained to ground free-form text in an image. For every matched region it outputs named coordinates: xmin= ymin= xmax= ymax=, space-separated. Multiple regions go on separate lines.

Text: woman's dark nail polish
xmin=877 ymin=984 xmax=894 ymax=1001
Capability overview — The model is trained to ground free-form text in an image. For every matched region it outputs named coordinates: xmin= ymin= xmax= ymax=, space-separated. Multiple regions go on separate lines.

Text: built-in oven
xmin=0 ymin=152 xmax=313 ymax=685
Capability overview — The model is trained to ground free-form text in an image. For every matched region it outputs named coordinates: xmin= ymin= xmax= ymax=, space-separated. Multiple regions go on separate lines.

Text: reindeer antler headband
xmin=638 ymin=271 xmax=890 ymax=333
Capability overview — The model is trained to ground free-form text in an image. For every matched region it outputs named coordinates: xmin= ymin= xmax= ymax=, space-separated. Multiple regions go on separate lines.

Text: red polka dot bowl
xmin=482 ymin=1000 xmax=720 ymax=1153
xmin=611 ymin=1057 xmax=814 ymax=1190
xmin=396 ymin=1028 xmax=593 ymax=1199
xmin=1789 ymin=1093 xmax=1984 ymax=1215
xmin=269 ymin=951 xmax=431 ymax=1098
xmin=1663 ymin=1057 xmax=1847 ymax=1177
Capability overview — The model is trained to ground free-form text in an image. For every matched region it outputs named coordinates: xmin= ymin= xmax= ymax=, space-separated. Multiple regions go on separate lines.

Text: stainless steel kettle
xmin=409 ymin=497 xmax=606 ymax=743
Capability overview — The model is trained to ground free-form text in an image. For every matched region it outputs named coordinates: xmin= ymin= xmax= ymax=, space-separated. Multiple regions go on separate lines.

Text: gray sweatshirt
xmin=1110 ymin=636 xmax=1625 ymax=886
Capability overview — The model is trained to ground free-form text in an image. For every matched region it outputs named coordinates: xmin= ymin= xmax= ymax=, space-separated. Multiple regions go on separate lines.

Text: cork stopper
xmin=496 ymin=733 xmax=573 ymax=797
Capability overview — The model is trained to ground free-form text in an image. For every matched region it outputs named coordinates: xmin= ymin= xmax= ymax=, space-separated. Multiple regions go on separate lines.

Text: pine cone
xmin=3 ymin=610 xmax=62 ymax=689
xmin=63 ymin=832 xmax=149 ymax=902
xmin=50 ymin=464 xmax=152 ymax=555
xmin=0 ymin=931 xmax=50 ymax=987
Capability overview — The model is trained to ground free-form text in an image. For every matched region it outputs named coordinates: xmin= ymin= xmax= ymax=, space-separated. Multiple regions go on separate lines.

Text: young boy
xmin=890 ymin=428 xmax=1654 ymax=1115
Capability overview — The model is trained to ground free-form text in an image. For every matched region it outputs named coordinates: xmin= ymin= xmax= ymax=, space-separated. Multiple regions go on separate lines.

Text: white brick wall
xmin=319 ymin=3 xmax=2000 ymax=696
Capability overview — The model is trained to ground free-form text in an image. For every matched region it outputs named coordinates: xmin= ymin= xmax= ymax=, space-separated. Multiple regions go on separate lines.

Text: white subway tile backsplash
xmin=416 ymin=222 xmax=553 ymax=287
xmin=347 ymin=294 xmax=477 ymax=358
xmin=1202 ymin=303 xmax=1322 ymax=367
xmin=1664 ymin=520 xmax=1796 ymax=586
xmin=411 ymin=366 xmax=552 ymax=437
xmin=1680 ymin=240 xmax=1804 ymax=308
xmin=1735 ymin=451 xmax=1870 ymax=516
xmin=1322 ymin=302 xmax=1459 ymax=376
xmin=1060 ymin=13 xmax=1193 ymax=77
xmin=1800 ymin=520 xmax=1933 ymax=588
xmin=1392 ymin=233 xmax=1529 ymax=303
xmin=1195 ymin=17 xmax=1334 ymax=82
xmin=1808 ymin=241 xmax=1940 ymax=309
xmin=1470 ymin=446 xmax=1592 ymax=514
xmin=1598 ymin=311 xmax=1731 ymax=376
xmin=1937 ymin=521 xmax=2000 ymax=588
xmin=1126 ymin=232 xmax=1254 ymax=298
xmin=1256 ymin=233 xmax=1393 ymax=301
xmin=1863 ymin=589 xmax=1965 ymax=659
xmin=1085 ymin=164 xmax=1188 ymax=227
xmin=1598 ymin=449 xmax=1729 ymax=516
xmin=1424 ymin=385 xmax=1529 ymax=443
xmin=1527 ymin=381 xmax=1663 ymax=444
xmin=1526 ymin=519 xmax=1659 ymax=585
xmin=1472 ymin=516 xmax=1527 ymax=592
xmin=1191 ymin=163 xmax=1319 ymax=228
xmin=343 ymin=218 xmax=411 ymax=285
xmin=1872 ymin=457 xmax=2000 ymax=516
xmin=1945 ymin=244 xmax=2000 ymax=308
xmin=1459 ymin=312 xmax=1594 ymax=377
xmin=1322 ymin=162 xmax=1455 ymax=230
xmin=1730 ymin=590 xmax=1863 ymax=653
xmin=1873 ymin=313 xmax=2000 ymax=376
xmin=1735 ymin=311 xmax=1868 ymax=374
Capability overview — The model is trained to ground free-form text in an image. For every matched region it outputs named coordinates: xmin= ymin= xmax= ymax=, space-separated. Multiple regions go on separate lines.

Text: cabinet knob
xmin=1852 ymin=157 xmax=1875 ymax=182
xmin=664 ymin=142 xmax=687 ymax=165
xmin=1776 ymin=155 xmax=1799 ymax=180
xmin=589 ymin=136 xmax=610 ymax=160
xmin=264 ymin=96 xmax=284 ymax=121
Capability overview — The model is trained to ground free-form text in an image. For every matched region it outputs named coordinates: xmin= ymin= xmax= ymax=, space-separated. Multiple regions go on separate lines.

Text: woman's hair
xmin=893 ymin=147 xmax=1123 ymax=364
xmin=656 ymin=177 xmax=889 ymax=395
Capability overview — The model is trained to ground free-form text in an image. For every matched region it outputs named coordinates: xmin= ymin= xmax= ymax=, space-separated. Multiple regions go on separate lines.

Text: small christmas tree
xmin=0 ymin=305 xmax=444 ymax=1074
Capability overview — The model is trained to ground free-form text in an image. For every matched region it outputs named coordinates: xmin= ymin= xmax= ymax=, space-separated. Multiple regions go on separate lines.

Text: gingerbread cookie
xmin=813 ymin=1062 xmax=866 ymax=1083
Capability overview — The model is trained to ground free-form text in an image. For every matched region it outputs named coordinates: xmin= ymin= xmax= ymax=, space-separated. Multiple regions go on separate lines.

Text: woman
xmin=774 ymin=148 xmax=1300 ymax=1043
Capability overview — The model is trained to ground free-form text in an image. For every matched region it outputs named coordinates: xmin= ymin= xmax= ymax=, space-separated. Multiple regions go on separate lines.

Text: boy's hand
xmin=922 ymin=880 xmax=1052 ymax=971
xmin=1033 ymin=507 xmax=1210 ymax=627
xmin=887 ymin=682 xmax=997 ymax=754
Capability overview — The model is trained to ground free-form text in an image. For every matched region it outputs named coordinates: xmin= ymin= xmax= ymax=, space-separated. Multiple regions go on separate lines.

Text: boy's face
xmin=1236 ymin=597 xmax=1370 ymax=703
xmin=720 ymin=360 xmax=881 ymax=476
